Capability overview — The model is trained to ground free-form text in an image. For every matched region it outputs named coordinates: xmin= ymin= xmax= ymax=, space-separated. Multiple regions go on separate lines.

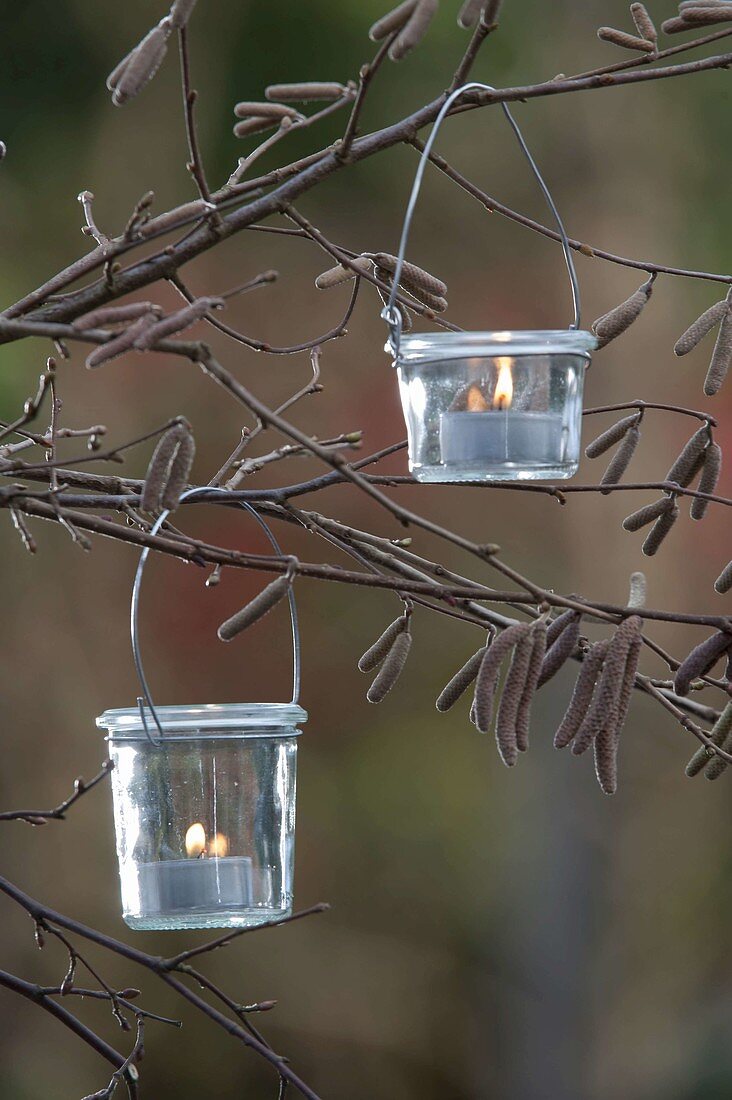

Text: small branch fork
xmin=1 ymin=3 xmax=732 ymax=1096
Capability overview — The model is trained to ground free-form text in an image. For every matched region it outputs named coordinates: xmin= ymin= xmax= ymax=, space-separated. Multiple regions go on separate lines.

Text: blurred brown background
xmin=0 ymin=1 xmax=730 ymax=1097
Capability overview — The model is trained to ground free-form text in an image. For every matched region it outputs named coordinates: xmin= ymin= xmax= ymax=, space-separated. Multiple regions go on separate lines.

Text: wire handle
xmin=131 ymin=487 xmax=301 ymax=746
xmin=382 ymin=82 xmax=581 ymax=356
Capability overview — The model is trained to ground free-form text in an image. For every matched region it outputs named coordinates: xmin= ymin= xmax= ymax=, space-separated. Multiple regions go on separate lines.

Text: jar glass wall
xmin=393 ymin=330 xmax=596 ymax=482
xmin=97 ymin=703 xmax=306 ymax=931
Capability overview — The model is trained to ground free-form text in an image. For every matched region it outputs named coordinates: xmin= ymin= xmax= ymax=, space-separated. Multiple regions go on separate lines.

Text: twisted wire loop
xmin=383 ymin=81 xmax=581 ymax=356
xmin=130 ymin=486 xmax=301 ymax=746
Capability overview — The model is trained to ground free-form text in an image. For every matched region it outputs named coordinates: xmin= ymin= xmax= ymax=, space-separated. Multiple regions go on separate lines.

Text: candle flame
xmin=493 ymin=358 xmax=514 ymax=410
xmin=208 ymin=833 xmax=229 ymax=858
xmin=185 ymin=822 xmax=207 ymax=858
xmin=466 ymin=384 xmax=488 ymax=413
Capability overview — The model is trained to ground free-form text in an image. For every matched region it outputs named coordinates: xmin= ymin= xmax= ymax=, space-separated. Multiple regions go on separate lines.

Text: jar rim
xmin=97 ymin=702 xmax=308 ymax=738
xmin=390 ymin=328 xmax=597 ymax=363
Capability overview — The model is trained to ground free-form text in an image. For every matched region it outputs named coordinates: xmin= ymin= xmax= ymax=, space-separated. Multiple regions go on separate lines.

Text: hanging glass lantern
xmin=97 ymin=490 xmax=306 ymax=931
xmin=382 ymin=82 xmax=596 ymax=483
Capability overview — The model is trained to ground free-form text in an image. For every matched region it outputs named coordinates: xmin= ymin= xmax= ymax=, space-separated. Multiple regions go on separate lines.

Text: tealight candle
xmin=136 ymin=823 xmax=253 ymax=918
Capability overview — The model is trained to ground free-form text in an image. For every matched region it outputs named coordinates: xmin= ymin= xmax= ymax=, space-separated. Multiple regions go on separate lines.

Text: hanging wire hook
xmin=382 ymin=82 xmax=581 ymax=355
xmin=131 ymin=487 xmax=301 ymax=746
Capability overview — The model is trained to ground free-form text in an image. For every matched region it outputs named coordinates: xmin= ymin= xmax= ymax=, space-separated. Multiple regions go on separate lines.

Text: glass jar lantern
xmin=394 ymin=329 xmax=595 ymax=482
xmin=383 ymin=81 xmax=596 ymax=483
xmin=98 ymin=489 xmax=306 ymax=931
xmin=97 ymin=703 xmax=306 ymax=931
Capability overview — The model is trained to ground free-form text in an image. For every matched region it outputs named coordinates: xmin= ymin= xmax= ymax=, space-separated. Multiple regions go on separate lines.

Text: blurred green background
xmin=0 ymin=1 xmax=730 ymax=1097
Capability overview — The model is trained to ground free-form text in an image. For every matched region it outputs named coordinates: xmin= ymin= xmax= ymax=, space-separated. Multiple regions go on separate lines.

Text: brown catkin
xmin=218 ymin=575 xmax=292 ymax=641
xmin=85 ymin=314 xmax=157 ymax=369
xmin=134 ymin=298 xmax=224 ymax=349
xmin=389 ymin=0 xmax=439 ymax=59
xmin=140 ymin=423 xmax=191 ymax=512
xmin=622 ymin=495 xmax=674 ymax=532
xmin=72 ymin=302 xmax=162 ymax=331
xmin=674 ymin=630 xmax=732 ymax=695
xmin=573 ymin=617 xmax=639 ymax=758
xmin=233 ymin=117 xmax=283 ymax=139
xmin=714 ymin=560 xmax=732 ymax=594
xmin=169 ymin=0 xmax=197 ymax=28
xmin=369 ymin=0 xmax=417 ymax=40
xmin=538 ymin=613 xmax=581 ymax=687
xmin=436 ymin=645 xmax=489 ymax=711
xmin=110 ymin=24 xmax=170 ymax=107
xmin=690 ymin=442 xmax=722 ymax=519
xmin=546 ymin=608 xmax=577 ymax=649
xmin=371 ymin=253 xmax=447 ymax=298
xmin=458 ymin=0 xmax=485 ymax=27
xmin=665 ymin=425 xmax=710 ymax=486
xmin=641 ymin=499 xmax=679 ymax=555
xmin=591 ymin=278 xmax=653 ymax=347
xmin=594 ymin=628 xmax=642 ymax=794
xmin=515 ymin=621 xmax=548 ymax=752
xmin=585 ymin=413 xmax=641 ymax=458
xmin=315 ymin=256 xmax=373 ymax=289
xmin=600 ymin=425 xmax=641 ymax=492
xmin=673 ymin=300 xmax=728 ymax=355
xmin=234 ymin=101 xmax=301 ymax=120
xmin=597 ymin=26 xmax=656 ymax=50
xmin=358 ymin=614 xmax=409 ymax=672
xmin=685 ymin=702 xmax=732 ymax=777
xmin=630 ymin=3 xmax=658 ymax=42
xmin=265 ymin=82 xmax=346 ymax=102
xmin=553 ymin=641 xmax=609 ymax=749
xmin=704 ymin=703 xmax=732 ymax=780
xmin=678 ymin=6 xmax=732 ymax=24
xmin=367 ymin=631 xmax=412 ymax=703
xmin=160 ymin=428 xmax=195 ymax=509
xmin=704 ymin=311 xmax=732 ymax=396
xmin=473 ymin=622 xmax=531 ymax=734
xmin=494 ymin=633 xmax=534 ymax=767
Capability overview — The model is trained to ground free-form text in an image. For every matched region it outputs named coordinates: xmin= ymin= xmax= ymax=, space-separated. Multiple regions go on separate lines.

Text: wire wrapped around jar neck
xmin=382 ymin=82 xmax=581 ymax=359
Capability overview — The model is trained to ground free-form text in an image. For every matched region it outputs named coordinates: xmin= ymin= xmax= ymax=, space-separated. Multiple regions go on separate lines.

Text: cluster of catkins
xmin=316 ymin=253 xmax=448 ymax=330
xmin=675 ymin=631 xmax=732 ymax=779
xmin=369 ymin=0 xmax=503 ymax=61
xmin=662 ymin=1 xmax=732 ymax=36
xmin=106 ymin=0 xmax=197 ymax=107
xmin=356 ymin=593 xmax=647 ymax=794
xmin=597 ymin=3 xmax=659 ymax=53
xmin=139 ymin=420 xmax=196 ymax=513
xmin=74 ymin=298 xmax=224 ymax=370
xmin=232 ymin=83 xmax=355 ymax=143
xmin=592 ymin=279 xmax=732 ymax=396
xmin=583 ymin=415 xmax=728 ymax=588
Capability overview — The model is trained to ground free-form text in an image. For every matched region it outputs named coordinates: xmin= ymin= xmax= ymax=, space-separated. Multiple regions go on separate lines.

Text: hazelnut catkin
xmin=585 ymin=413 xmax=641 ymax=458
xmin=515 ymin=620 xmax=548 ymax=752
xmin=685 ymin=702 xmax=732 ymax=777
xmin=600 ymin=425 xmax=641 ymax=491
xmin=369 ymin=0 xmax=418 ymax=41
xmin=622 ymin=495 xmax=674 ymax=532
xmin=591 ymin=277 xmax=654 ymax=347
xmin=265 ymin=82 xmax=347 ymax=102
xmin=315 ymin=256 xmax=373 ymax=289
xmin=714 ymin=559 xmax=732 ymax=594
xmin=704 ymin=702 xmax=732 ymax=780
xmin=690 ymin=441 xmax=722 ymax=519
xmin=134 ymin=298 xmax=224 ymax=349
xmin=140 ymin=422 xmax=194 ymax=513
xmin=641 ymin=499 xmax=680 ymax=555
xmin=358 ymin=614 xmax=409 ymax=672
xmin=367 ymin=630 xmax=412 ymax=703
xmin=73 ymin=302 xmax=162 ymax=331
xmin=630 ymin=3 xmax=658 ymax=42
xmin=371 ymin=253 xmax=447 ymax=298
xmin=665 ymin=425 xmax=711 ymax=486
xmin=108 ymin=23 xmax=171 ymax=107
xmin=538 ymin=612 xmax=581 ymax=687
xmin=495 ymin=632 xmax=534 ymax=766
xmin=389 ymin=0 xmax=439 ymax=60
xmin=597 ymin=26 xmax=656 ymax=51
xmin=160 ymin=428 xmax=195 ymax=510
xmin=234 ymin=102 xmax=301 ymax=120
xmin=473 ymin=622 xmax=532 ymax=734
xmin=704 ymin=310 xmax=732 ymax=396
xmin=85 ymin=314 xmax=157 ymax=369
xmin=627 ymin=571 xmax=647 ymax=609
xmin=436 ymin=645 xmax=489 ymax=711
xmin=218 ymin=575 xmax=292 ymax=641
xmin=674 ymin=630 xmax=732 ymax=696
xmin=673 ymin=299 xmax=728 ymax=356
xmin=553 ymin=641 xmax=609 ymax=749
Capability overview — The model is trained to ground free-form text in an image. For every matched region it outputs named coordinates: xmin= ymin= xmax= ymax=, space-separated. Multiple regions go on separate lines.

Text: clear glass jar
xmin=97 ymin=703 xmax=307 ymax=931
xmin=392 ymin=329 xmax=596 ymax=482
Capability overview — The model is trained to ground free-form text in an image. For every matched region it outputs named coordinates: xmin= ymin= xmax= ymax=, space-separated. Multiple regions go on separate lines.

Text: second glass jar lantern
xmin=383 ymin=82 xmax=596 ymax=483
xmin=395 ymin=329 xmax=595 ymax=482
